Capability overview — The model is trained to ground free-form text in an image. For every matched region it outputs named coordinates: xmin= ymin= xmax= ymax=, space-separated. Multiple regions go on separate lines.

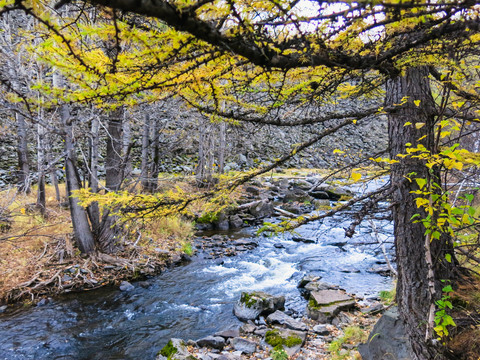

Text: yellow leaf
xmin=414 ymin=100 xmax=421 ymax=107
xmin=20 ymin=208 xmax=26 ymax=215
xmin=404 ymin=122 xmax=412 ymax=126
xmin=333 ymin=149 xmax=345 ymax=154
xmin=415 ymin=122 xmax=425 ymax=129
xmin=352 ymin=119 xmax=357 ymax=124
xmin=452 ymin=161 xmax=463 ymax=171
xmin=351 ymin=172 xmax=362 ymax=182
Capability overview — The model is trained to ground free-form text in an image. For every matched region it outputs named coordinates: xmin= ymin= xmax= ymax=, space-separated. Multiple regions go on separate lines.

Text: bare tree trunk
xmin=122 ymin=111 xmax=132 ymax=179
xmin=88 ymin=113 xmax=100 ymax=233
xmin=105 ymin=107 xmax=124 ymax=192
xmin=196 ymin=120 xmax=215 ymax=186
xmin=386 ymin=66 xmax=457 ymax=360
xmin=140 ymin=112 xmax=150 ymax=190
xmin=55 ymin=72 xmax=95 ymax=254
xmin=15 ymin=112 xmax=30 ymax=193
xmin=47 ymin=149 xmax=60 ymax=203
xmin=97 ymin=107 xmax=124 ymax=253
xmin=147 ymin=115 xmax=160 ymax=192
xmin=218 ymin=121 xmax=226 ymax=174
xmin=36 ymin=106 xmax=46 ymax=215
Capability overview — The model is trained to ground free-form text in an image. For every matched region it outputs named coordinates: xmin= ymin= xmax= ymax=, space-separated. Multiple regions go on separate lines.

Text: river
xmin=0 ymin=184 xmax=394 ymax=360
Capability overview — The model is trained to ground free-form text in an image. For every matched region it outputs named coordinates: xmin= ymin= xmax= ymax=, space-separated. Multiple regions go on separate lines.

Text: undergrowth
xmin=328 ymin=326 xmax=368 ymax=360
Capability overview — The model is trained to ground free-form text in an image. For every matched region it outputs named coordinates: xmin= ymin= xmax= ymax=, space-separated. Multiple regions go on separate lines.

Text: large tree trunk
xmin=386 ymin=67 xmax=458 ymax=360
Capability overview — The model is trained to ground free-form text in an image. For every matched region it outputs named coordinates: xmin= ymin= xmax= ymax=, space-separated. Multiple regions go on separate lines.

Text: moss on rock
xmin=265 ymin=329 xmax=303 ymax=348
xmin=159 ymin=340 xmax=178 ymax=359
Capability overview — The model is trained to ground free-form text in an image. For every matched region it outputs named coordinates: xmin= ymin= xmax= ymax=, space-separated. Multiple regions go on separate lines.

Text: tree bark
xmin=386 ymin=66 xmax=457 ymax=360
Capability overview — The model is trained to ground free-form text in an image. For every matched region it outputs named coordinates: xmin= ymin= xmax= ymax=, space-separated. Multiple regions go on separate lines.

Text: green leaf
xmin=442 ymin=285 xmax=453 ymax=293
xmin=445 ymin=254 xmax=451 ymax=263
xmin=415 ymin=178 xmax=427 ymax=190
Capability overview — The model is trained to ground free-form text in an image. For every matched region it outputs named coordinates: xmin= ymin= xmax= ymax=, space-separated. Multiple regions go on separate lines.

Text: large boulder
xmin=358 ymin=307 xmax=414 ymax=360
xmin=306 ymin=290 xmax=355 ymax=323
xmin=266 ymin=310 xmax=308 ymax=331
xmin=233 ymin=291 xmax=285 ymax=321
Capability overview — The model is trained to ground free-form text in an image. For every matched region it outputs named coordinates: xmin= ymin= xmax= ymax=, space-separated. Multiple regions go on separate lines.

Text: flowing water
xmin=0 ymin=184 xmax=394 ymax=360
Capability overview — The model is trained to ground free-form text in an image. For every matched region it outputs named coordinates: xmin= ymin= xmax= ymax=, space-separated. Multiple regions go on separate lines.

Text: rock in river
xmin=233 ymin=291 xmax=285 ymax=321
xmin=119 ymin=281 xmax=134 ymax=292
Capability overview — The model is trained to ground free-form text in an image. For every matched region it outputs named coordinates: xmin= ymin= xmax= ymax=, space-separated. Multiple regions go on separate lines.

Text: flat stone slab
xmin=311 ymin=290 xmax=353 ymax=305
xmin=266 ymin=310 xmax=308 ymax=331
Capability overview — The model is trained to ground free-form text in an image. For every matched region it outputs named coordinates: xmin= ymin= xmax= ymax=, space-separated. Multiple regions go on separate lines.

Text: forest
xmin=0 ymin=0 xmax=480 ymax=359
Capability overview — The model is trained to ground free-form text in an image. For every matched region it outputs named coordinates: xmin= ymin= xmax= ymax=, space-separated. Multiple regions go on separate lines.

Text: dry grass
xmin=0 ymin=182 xmax=196 ymax=305
xmin=0 ymin=185 xmax=71 ymax=298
